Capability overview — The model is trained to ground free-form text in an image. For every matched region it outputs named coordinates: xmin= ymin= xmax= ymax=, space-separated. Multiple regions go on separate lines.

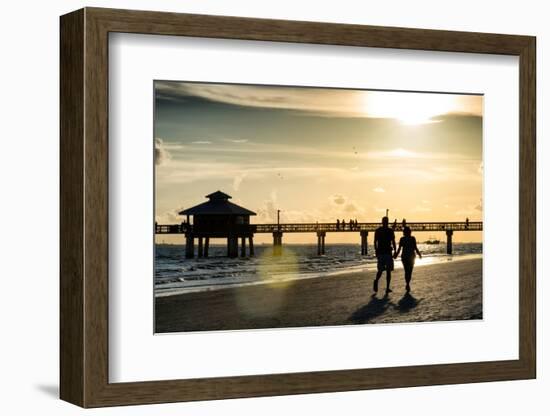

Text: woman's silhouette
xmin=394 ymin=226 xmax=422 ymax=292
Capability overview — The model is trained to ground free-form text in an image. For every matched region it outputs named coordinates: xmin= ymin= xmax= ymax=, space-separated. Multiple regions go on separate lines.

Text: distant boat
xmin=424 ymin=236 xmax=440 ymax=244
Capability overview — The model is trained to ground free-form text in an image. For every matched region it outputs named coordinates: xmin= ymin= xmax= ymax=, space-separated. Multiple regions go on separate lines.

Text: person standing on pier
xmin=394 ymin=226 xmax=422 ymax=293
xmin=373 ymin=216 xmax=396 ymax=294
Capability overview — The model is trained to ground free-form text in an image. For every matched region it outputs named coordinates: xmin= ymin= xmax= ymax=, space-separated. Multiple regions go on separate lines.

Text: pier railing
xmin=254 ymin=221 xmax=482 ymax=233
xmin=156 ymin=221 xmax=482 ymax=258
xmin=155 ymin=223 xmax=185 ymax=234
xmin=156 ymin=221 xmax=482 ymax=234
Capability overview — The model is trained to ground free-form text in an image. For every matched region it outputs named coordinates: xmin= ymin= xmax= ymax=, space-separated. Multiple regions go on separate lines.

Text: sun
xmin=361 ymin=91 xmax=458 ymax=125
xmin=389 ymin=148 xmax=415 ymax=158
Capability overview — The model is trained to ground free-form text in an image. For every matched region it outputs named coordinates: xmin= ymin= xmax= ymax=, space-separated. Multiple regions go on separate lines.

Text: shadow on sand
xmin=395 ymin=293 xmax=422 ymax=313
xmin=349 ymin=293 xmax=423 ymax=324
xmin=349 ymin=294 xmax=391 ymax=324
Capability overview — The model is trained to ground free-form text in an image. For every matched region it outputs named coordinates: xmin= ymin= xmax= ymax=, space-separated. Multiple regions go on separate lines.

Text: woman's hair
xmin=403 ymin=226 xmax=412 ymax=236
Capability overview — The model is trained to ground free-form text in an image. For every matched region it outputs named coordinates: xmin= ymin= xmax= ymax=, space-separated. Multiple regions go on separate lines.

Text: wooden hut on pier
xmin=179 ymin=191 xmax=256 ymax=258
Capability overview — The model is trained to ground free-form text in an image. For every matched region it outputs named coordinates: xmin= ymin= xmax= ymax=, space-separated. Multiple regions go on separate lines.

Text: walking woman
xmin=394 ymin=226 xmax=422 ymax=292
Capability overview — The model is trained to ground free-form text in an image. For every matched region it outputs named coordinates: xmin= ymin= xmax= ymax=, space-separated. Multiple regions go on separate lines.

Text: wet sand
xmin=155 ymin=258 xmax=482 ymax=333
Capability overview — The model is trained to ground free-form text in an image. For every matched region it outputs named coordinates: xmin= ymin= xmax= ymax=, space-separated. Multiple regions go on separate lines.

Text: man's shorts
xmin=377 ymin=254 xmax=394 ymax=272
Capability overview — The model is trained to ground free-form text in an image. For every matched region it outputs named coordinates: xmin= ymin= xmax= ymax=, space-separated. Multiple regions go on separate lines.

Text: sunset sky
xmin=154 ymin=81 xmax=483 ymax=244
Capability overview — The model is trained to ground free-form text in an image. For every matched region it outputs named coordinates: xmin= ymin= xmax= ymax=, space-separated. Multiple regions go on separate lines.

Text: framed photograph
xmin=60 ymin=7 xmax=536 ymax=408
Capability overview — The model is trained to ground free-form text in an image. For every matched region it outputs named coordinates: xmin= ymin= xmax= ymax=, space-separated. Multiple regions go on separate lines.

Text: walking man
xmin=373 ymin=216 xmax=396 ymax=294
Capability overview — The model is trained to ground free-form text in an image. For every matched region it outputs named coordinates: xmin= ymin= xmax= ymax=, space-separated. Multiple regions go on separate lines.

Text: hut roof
xmin=205 ymin=190 xmax=232 ymax=201
xmin=179 ymin=191 xmax=257 ymax=216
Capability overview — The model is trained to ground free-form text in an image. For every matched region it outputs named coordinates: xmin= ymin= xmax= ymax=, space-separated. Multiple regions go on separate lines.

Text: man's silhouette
xmin=373 ymin=216 xmax=396 ymax=294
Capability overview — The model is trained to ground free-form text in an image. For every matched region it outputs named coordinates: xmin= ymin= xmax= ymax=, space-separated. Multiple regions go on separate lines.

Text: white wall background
xmin=0 ymin=0 xmax=545 ymax=414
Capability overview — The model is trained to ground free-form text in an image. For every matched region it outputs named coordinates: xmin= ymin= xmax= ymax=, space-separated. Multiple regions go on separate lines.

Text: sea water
xmin=155 ymin=243 xmax=482 ymax=297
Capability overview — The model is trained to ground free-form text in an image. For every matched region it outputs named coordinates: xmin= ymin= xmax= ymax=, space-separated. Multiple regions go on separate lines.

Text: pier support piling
xmin=248 ymin=237 xmax=255 ymax=256
xmin=204 ymin=237 xmax=209 ymax=258
xmin=316 ymin=231 xmax=326 ymax=255
xmin=185 ymin=234 xmax=195 ymax=259
xmin=241 ymin=237 xmax=246 ymax=257
xmin=198 ymin=237 xmax=204 ymax=258
xmin=360 ymin=231 xmax=369 ymax=255
xmin=228 ymin=236 xmax=239 ymax=258
xmin=446 ymin=229 xmax=453 ymax=255
xmin=273 ymin=231 xmax=283 ymax=256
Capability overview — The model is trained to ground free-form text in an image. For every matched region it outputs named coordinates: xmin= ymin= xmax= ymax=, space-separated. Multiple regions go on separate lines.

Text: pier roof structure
xmin=179 ymin=191 xmax=256 ymax=216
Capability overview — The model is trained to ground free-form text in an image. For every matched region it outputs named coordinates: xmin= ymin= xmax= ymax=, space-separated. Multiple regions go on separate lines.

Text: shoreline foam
xmin=155 ymin=253 xmax=482 ymax=298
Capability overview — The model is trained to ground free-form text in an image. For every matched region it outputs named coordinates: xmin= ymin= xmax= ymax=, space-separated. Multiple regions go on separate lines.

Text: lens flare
xmin=234 ymin=246 xmax=299 ymax=318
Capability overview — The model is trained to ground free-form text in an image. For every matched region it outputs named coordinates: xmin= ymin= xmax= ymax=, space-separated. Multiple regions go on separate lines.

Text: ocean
xmin=155 ymin=242 xmax=482 ymax=297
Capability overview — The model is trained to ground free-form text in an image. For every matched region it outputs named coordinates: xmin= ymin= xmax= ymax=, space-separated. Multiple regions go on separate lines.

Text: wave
xmin=154 ymin=243 xmax=482 ymax=297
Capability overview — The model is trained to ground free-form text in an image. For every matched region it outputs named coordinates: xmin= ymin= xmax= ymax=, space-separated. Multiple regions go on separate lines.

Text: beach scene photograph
xmin=154 ymin=81 xmax=483 ymax=333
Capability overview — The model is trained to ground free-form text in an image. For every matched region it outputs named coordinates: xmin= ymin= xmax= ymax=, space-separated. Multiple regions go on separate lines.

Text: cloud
xmin=163 ymin=143 xmax=185 ymax=150
xmin=455 ymin=200 xmax=483 ymax=216
xmin=224 ymin=139 xmax=249 ymax=143
xmin=157 ymin=154 xmax=480 ymax=189
xmin=413 ymin=205 xmax=432 ymax=213
xmin=154 ymin=138 xmax=171 ymax=166
xmin=328 ymin=194 xmax=365 ymax=217
xmin=344 ymin=202 xmax=360 ymax=213
xmin=155 ymin=81 xmax=483 ymax=120
xmin=169 ymin=139 xmax=471 ymax=168
xmin=412 ymin=200 xmax=432 ymax=213
xmin=256 ymin=191 xmax=279 ymax=223
xmin=373 ymin=187 xmax=385 ymax=193
xmin=254 ymin=190 xmax=334 ymax=224
xmin=156 ymin=81 xmax=360 ymax=116
xmin=233 ymin=173 xmax=247 ymax=191
xmin=367 ymin=148 xmax=419 ymax=159
xmin=278 ymin=209 xmax=324 ymax=223
xmin=155 ymin=207 xmax=184 ymax=224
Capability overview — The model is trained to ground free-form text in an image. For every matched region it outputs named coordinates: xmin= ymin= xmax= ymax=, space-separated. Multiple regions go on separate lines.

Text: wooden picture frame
xmin=60 ymin=7 xmax=536 ymax=408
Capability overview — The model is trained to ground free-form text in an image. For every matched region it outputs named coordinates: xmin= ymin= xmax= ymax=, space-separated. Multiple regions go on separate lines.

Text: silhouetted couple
xmin=373 ymin=216 xmax=422 ymax=294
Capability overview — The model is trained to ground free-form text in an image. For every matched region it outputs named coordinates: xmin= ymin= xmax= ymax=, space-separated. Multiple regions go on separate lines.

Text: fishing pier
xmin=156 ymin=191 xmax=482 ymax=258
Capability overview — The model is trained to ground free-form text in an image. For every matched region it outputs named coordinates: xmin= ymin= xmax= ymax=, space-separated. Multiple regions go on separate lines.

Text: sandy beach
xmin=155 ymin=257 xmax=482 ymax=333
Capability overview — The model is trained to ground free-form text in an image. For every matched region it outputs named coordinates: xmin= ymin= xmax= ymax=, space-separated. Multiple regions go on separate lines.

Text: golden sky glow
xmin=360 ymin=91 xmax=482 ymax=125
xmin=155 ymin=82 xmax=483 ymax=244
